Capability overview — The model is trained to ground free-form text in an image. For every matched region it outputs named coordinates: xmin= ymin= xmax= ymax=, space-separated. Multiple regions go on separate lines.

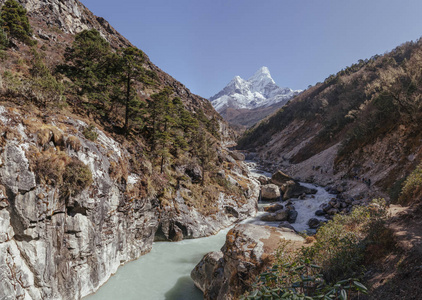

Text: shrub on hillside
xmin=0 ymin=0 xmax=34 ymax=45
xmin=83 ymin=124 xmax=98 ymax=141
xmin=244 ymin=199 xmax=391 ymax=299
xmin=400 ymin=164 xmax=422 ymax=204
xmin=30 ymin=148 xmax=93 ymax=199
xmin=62 ymin=157 xmax=93 ymax=198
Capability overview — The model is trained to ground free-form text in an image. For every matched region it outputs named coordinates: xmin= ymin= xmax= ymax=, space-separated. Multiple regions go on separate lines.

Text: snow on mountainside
xmin=210 ymin=67 xmax=301 ymax=112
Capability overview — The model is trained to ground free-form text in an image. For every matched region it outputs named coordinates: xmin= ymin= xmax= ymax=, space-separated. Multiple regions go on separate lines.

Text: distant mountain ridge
xmin=210 ymin=67 xmax=301 ymax=112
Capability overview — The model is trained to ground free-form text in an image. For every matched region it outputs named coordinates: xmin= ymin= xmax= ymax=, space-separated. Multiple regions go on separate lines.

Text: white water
xmin=85 ymin=162 xmax=333 ymax=300
xmin=242 ymin=182 xmax=333 ymax=232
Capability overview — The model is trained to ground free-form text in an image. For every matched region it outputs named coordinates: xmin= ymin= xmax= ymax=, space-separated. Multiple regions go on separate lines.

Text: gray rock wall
xmin=0 ymin=106 xmax=257 ymax=299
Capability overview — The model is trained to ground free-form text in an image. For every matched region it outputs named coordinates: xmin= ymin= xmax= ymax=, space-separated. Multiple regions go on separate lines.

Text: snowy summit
xmin=209 ymin=67 xmax=301 ymax=112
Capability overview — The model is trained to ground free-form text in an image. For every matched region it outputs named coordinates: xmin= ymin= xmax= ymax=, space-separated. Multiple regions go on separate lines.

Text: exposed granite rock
xmin=0 ymin=106 xmax=258 ymax=299
xmin=263 ymin=203 xmax=284 ymax=212
xmin=261 ymin=184 xmax=281 ymax=200
xmin=270 ymin=170 xmax=292 ymax=186
xmin=282 ymin=180 xmax=317 ymax=200
xmin=260 ymin=209 xmax=289 ymax=222
xmin=155 ymin=186 xmax=258 ymax=241
xmin=191 ymin=224 xmax=305 ymax=300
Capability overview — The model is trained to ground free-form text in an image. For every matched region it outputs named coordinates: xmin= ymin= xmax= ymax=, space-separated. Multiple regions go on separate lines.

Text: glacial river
xmin=85 ymin=162 xmax=333 ymax=300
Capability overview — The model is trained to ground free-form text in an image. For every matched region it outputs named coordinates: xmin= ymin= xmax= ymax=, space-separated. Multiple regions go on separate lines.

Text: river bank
xmin=85 ymin=161 xmax=336 ymax=299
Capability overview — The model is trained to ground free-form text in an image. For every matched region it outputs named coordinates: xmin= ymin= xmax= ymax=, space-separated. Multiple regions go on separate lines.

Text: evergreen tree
xmin=30 ymin=49 xmax=65 ymax=107
xmin=116 ymin=46 xmax=145 ymax=134
xmin=59 ymin=29 xmax=114 ymax=112
xmin=0 ymin=17 xmax=8 ymax=49
xmin=148 ymin=88 xmax=178 ymax=172
xmin=148 ymin=88 xmax=173 ymax=152
xmin=171 ymin=97 xmax=198 ymax=153
xmin=192 ymin=128 xmax=217 ymax=186
xmin=0 ymin=0 xmax=32 ymax=44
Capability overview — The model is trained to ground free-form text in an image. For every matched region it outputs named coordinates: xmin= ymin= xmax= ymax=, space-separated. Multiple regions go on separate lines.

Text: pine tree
xmin=116 ymin=46 xmax=145 ymax=134
xmin=148 ymin=88 xmax=178 ymax=173
xmin=59 ymin=29 xmax=114 ymax=112
xmin=148 ymin=88 xmax=172 ymax=152
xmin=0 ymin=0 xmax=32 ymax=45
xmin=192 ymin=128 xmax=217 ymax=186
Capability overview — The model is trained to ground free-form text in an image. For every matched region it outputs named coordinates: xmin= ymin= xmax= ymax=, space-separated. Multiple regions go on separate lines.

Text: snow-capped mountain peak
xmin=210 ymin=67 xmax=301 ymax=112
xmin=249 ymin=66 xmax=274 ymax=83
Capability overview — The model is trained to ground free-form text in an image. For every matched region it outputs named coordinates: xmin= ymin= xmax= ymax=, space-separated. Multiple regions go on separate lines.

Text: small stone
xmin=315 ymin=210 xmax=325 ymax=216
xmin=307 ymin=218 xmax=320 ymax=229
xmin=288 ymin=210 xmax=298 ymax=223
xmin=278 ymin=221 xmax=296 ymax=232
xmin=321 ymin=204 xmax=331 ymax=212
xmin=327 ymin=208 xmax=339 ymax=215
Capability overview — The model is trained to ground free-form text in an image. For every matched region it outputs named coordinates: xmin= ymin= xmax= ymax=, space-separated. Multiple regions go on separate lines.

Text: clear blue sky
xmin=82 ymin=0 xmax=422 ymax=99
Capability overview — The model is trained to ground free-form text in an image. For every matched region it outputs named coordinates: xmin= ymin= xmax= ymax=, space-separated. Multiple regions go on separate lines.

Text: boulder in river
xmin=264 ymin=203 xmax=284 ymax=212
xmin=271 ymin=170 xmax=292 ymax=186
xmin=307 ymin=218 xmax=320 ymax=229
xmin=282 ymin=181 xmax=317 ymax=200
xmin=191 ymin=224 xmax=305 ymax=300
xmin=261 ymin=184 xmax=281 ymax=201
xmin=288 ymin=210 xmax=298 ymax=223
xmin=315 ymin=210 xmax=325 ymax=216
xmin=260 ymin=209 xmax=289 ymax=222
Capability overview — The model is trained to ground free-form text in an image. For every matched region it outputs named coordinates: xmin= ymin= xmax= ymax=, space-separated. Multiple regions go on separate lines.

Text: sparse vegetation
xmin=62 ymin=157 xmax=93 ymax=198
xmin=399 ymin=164 xmax=422 ymax=204
xmin=29 ymin=147 xmax=92 ymax=199
xmin=244 ymin=200 xmax=393 ymax=299
xmin=83 ymin=123 xmax=98 ymax=141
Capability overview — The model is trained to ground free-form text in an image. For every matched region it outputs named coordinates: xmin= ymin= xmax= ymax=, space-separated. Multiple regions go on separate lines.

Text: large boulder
xmin=261 ymin=184 xmax=281 ymax=201
xmin=191 ymin=224 xmax=305 ymax=300
xmin=229 ymin=151 xmax=245 ymax=161
xmin=263 ymin=203 xmax=284 ymax=213
xmin=271 ymin=170 xmax=292 ymax=186
xmin=190 ymin=251 xmax=224 ymax=294
xmin=282 ymin=181 xmax=317 ymax=200
xmin=261 ymin=209 xmax=289 ymax=222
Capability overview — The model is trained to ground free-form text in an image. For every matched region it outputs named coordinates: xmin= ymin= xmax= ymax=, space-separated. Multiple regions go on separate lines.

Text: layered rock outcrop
xmin=191 ymin=224 xmax=305 ymax=299
xmin=0 ymin=106 xmax=258 ymax=299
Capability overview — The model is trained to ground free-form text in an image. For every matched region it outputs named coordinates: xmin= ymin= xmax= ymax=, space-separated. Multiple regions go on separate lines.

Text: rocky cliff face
xmin=0 ymin=106 xmax=258 ymax=299
xmin=0 ymin=106 xmax=157 ymax=299
xmin=191 ymin=224 xmax=305 ymax=299
xmin=0 ymin=1 xmax=261 ymax=298
xmin=0 ymin=0 xmax=130 ymax=47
